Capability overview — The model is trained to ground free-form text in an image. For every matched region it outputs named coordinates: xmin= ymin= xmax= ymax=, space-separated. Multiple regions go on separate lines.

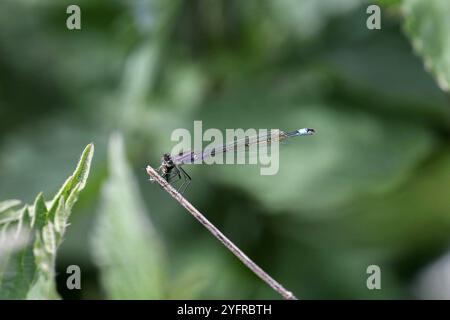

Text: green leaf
xmin=0 ymin=242 xmax=36 ymax=299
xmin=48 ymin=143 xmax=94 ymax=215
xmin=70 ymin=143 xmax=94 ymax=192
xmin=32 ymin=193 xmax=48 ymax=230
xmin=26 ymin=233 xmax=58 ymax=300
xmin=27 ymin=144 xmax=94 ymax=299
xmin=0 ymin=200 xmax=23 ymax=226
xmin=0 ymin=200 xmax=21 ymax=213
xmin=26 ymin=230 xmax=56 ymax=299
xmin=403 ymin=0 xmax=450 ymax=91
xmin=26 ymin=273 xmax=59 ymax=300
xmin=42 ymin=222 xmax=56 ymax=255
xmin=91 ymin=133 xmax=167 ymax=299
xmin=53 ymin=196 xmax=66 ymax=236
xmin=0 ymin=216 xmax=34 ymax=300
xmin=32 ymin=233 xmax=50 ymax=278
xmin=9 ymin=206 xmax=27 ymax=240
xmin=66 ymin=182 xmax=81 ymax=212
xmin=0 ymin=209 xmax=22 ymax=225
xmin=0 ymin=143 xmax=94 ymax=299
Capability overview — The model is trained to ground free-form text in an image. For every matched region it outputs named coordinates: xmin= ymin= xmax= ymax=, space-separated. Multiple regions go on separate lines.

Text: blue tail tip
xmin=297 ymin=128 xmax=316 ymax=135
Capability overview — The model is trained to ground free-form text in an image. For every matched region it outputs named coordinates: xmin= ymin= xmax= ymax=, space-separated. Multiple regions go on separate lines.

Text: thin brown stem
xmin=146 ymin=164 xmax=298 ymax=300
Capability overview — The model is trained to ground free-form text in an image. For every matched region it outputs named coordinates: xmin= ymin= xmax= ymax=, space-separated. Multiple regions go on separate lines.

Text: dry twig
xmin=146 ymin=164 xmax=297 ymax=300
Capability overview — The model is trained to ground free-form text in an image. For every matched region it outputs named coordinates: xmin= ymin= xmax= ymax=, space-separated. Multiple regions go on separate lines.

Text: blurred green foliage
xmin=0 ymin=0 xmax=449 ymax=299
xmin=0 ymin=144 xmax=93 ymax=299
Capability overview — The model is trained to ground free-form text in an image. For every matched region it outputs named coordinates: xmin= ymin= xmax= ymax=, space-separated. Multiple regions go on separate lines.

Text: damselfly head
xmin=162 ymin=153 xmax=171 ymax=161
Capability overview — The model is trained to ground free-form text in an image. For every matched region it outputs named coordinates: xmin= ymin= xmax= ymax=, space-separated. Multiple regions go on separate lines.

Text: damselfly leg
xmin=177 ymin=166 xmax=191 ymax=195
xmin=164 ymin=165 xmax=191 ymax=195
xmin=165 ymin=166 xmax=181 ymax=183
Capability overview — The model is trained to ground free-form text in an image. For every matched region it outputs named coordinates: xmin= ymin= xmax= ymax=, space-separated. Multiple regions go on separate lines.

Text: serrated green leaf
xmin=47 ymin=176 xmax=72 ymax=214
xmin=47 ymin=143 xmax=93 ymax=237
xmin=53 ymin=196 xmax=66 ymax=236
xmin=32 ymin=233 xmax=52 ymax=278
xmin=42 ymin=222 xmax=56 ymax=255
xmin=69 ymin=143 xmax=94 ymax=192
xmin=91 ymin=133 xmax=166 ymax=299
xmin=0 ymin=200 xmax=21 ymax=213
xmin=12 ymin=206 xmax=27 ymax=240
xmin=0 ymin=205 xmax=27 ymax=229
xmin=0 ymin=225 xmax=34 ymax=300
xmin=403 ymin=0 xmax=450 ymax=91
xmin=48 ymin=143 xmax=94 ymax=212
xmin=0 ymin=143 xmax=94 ymax=299
xmin=0 ymin=209 xmax=22 ymax=225
xmin=0 ymin=244 xmax=36 ymax=299
xmin=26 ymin=144 xmax=94 ymax=299
xmin=23 ymin=205 xmax=32 ymax=229
xmin=0 ymin=222 xmax=11 ymax=246
xmin=0 ymin=221 xmax=29 ymax=258
xmin=66 ymin=182 xmax=81 ymax=212
xmin=32 ymin=193 xmax=48 ymax=230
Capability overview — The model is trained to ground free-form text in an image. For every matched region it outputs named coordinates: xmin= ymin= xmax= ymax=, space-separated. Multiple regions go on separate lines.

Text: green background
xmin=0 ymin=0 xmax=449 ymax=299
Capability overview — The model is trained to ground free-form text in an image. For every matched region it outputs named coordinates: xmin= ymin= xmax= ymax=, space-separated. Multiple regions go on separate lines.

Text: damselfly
xmin=151 ymin=128 xmax=315 ymax=193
